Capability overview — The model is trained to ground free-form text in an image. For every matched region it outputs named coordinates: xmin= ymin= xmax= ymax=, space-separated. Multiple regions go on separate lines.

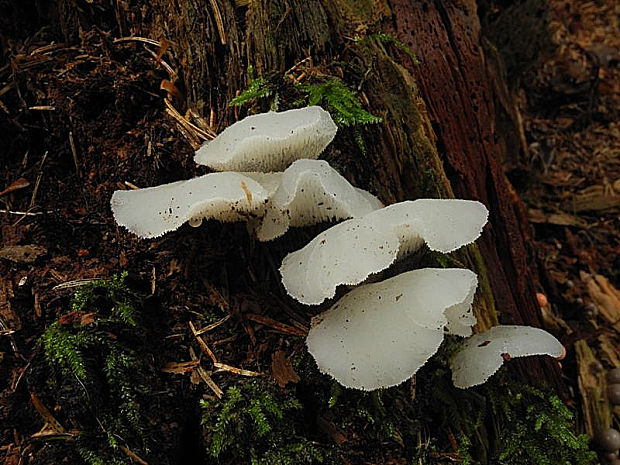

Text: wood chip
xmin=33 ymin=293 xmax=42 ymax=318
xmin=0 ymin=245 xmax=46 ymax=263
xmin=197 ymin=366 xmax=223 ymax=398
xmin=189 ymin=321 xmax=218 ymax=364
xmin=58 ymin=310 xmax=92 ymax=326
xmin=189 ymin=347 xmax=223 ymax=398
xmin=581 ymin=271 xmax=620 ymax=332
xmin=0 ymin=278 xmax=20 ymax=330
xmin=573 ymin=193 xmax=620 ymax=212
xmin=161 ymin=361 xmax=200 ymax=374
xmin=30 ymin=392 xmax=66 ymax=433
xmin=575 ymin=339 xmax=611 ymax=436
xmin=598 ymin=335 xmax=620 ymax=368
xmin=119 ymin=445 xmax=149 ymax=465
xmin=271 ymin=350 xmax=300 ymax=387
xmin=0 ymin=178 xmax=30 ymax=197
xmin=159 ymin=79 xmax=183 ymax=101
xmin=528 ymin=208 xmax=588 ymax=227
xmin=193 ymin=314 xmax=231 ymax=335
xmin=213 ymin=362 xmax=262 ymax=377
xmin=244 ymin=313 xmax=308 ymax=337
xmin=240 ymin=180 xmax=253 ymax=205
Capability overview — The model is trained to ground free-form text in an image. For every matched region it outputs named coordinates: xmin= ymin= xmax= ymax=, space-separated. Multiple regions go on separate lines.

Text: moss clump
xmin=229 ymin=66 xmax=273 ymax=107
xmin=41 ymin=273 xmax=152 ymax=465
xmin=295 ymin=78 xmax=381 ymax=128
xmin=418 ymin=365 xmax=597 ymax=465
xmin=354 ymin=32 xmax=420 ymax=65
xmin=200 ymin=380 xmax=331 ymax=464
xmin=490 ymin=386 xmax=595 ymax=465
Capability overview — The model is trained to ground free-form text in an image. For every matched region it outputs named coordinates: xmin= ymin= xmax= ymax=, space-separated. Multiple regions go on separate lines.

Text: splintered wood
xmin=581 ymin=271 xmax=620 ymax=333
xmin=0 ymin=278 xmax=20 ymax=334
xmin=575 ymin=340 xmax=612 ymax=436
xmin=189 ymin=347 xmax=223 ymax=398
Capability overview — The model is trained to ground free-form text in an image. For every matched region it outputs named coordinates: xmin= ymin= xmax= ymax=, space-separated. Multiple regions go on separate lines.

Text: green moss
xmin=201 ymin=380 xmax=330 ymax=464
xmin=417 ymin=365 xmax=597 ymax=465
xmin=71 ymin=272 xmax=139 ymax=326
xmin=296 ymin=78 xmax=382 ymax=128
xmin=491 ymin=386 xmax=595 ymax=465
xmin=41 ymin=273 xmax=151 ymax=465
xmin=229 ymin=66 xmax=273 ymax=107
xmin=354 ymin=32 xmax=420 ymax=65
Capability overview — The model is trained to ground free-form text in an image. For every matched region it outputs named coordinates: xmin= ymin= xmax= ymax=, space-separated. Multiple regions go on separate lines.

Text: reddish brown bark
xmin=386 ymin=0 xmax=563 ymax=389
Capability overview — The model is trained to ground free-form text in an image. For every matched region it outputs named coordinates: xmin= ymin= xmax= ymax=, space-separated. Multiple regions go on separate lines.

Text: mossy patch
xmin=415 ymin=362 xmax=597 ymax=465
xmin=200 ymin=379 xmax=332 ymax=464
xmin=38 ymin=273 xmax=161 ymax=465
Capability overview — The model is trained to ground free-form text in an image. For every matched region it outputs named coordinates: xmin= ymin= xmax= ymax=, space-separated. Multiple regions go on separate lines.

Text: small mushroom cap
xmin=450 ymin=325 xmax=564 ymax=389
xmin=110 ymin=172 xmax=271 ymax=238
xmin=306 ymin=268 xmax=478 ymax=391
xmin=595 ymin=428 xmax=620 ymax=452
xmin=194 ymin=106 xmax=337 ymax=171
xmin=608 ymin=383 xmax=620 ymax=405
xmin=251 ymin=159 xmax=383 ymax=241
xmin=280 ymin=199 xmax=488 ymax=305
xmin=607 ymin=367 xmax=620 ymax=384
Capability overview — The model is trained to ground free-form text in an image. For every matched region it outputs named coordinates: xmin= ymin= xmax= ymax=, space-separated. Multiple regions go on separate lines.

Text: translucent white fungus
xmin=110 ymin=172 xmax=272 ymax=239
xmin=250 ymin=159 xmax=383 ymax=241
xmin=194 ymin=106 xmax=338 ymax=171
xmin=306 ymin=268 xmax=478 ymax=390
xmin=450 ymin=325 xmax=564 ymax=389
xmin=280 ymin=199 xmax=488 ymax=305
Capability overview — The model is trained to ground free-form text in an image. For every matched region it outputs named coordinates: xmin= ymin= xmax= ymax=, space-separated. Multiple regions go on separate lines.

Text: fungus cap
xmin=280 ymin=199 xmax=488 ymax=305
xmin=110 ymin=172 xmax=271 ymax=238
xmin=450 ymin=325 xmax=564 ymax=389
xmin=251 ymin=159 xmax=383 ymax=241
xmin=306 ymin=268 xmax=478 ymax=390
xmin=194 ymin=106 xmax=338 ymax=171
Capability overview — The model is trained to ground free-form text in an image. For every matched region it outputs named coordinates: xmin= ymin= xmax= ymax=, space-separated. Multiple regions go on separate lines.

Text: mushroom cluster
xmin=111 ymin=106 xmax=565 ymax=393
xmin=112 ymin=107 xmax=381 ymax=239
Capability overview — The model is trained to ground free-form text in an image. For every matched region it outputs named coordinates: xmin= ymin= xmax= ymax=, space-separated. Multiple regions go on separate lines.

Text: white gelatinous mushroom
xmin=450 ymin=325 xmax=564 ymax=389
xmin=194 ymin=106 xmax=338 ymax=172
xmin=249 ymin=159 xmax=383 ymax=241
xmin=110 ymin=172 xmax=273 ymax=239
xmin=306 ymin=268 xmax=478 ymax=390
xmin=280 ymin=199 xmax=488 ymax=305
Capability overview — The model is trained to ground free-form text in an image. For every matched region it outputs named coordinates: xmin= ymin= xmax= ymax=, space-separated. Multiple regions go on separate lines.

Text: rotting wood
xmin=576 ymin=339 xmax=611 ymax=436
xmin=582 ymin=271 xmax=620 ymax=333
xmin=385 ymin=0 xmax=564 ymax=391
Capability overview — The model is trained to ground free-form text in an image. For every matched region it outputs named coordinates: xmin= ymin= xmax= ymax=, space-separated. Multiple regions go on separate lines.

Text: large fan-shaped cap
xmin=194 ymin=106 xmax=338 ymax=171
xmin=111 ymin=172 xmax=272 ymax=238
xmin=306 ymin=268 xmax=478 ymax=390
xmin=280 ymin=199 xmax=488 ymax=305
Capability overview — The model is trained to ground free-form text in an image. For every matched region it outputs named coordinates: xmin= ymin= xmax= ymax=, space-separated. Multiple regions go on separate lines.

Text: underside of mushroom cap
xmin=280 ymin=199 xmax=488 ymax=305
xmin=306 ymin=268 xmax=479 ymax=390
xmin=194 ymin=106 xmax=338 ymax=172
xmin=251 ymin=159 xmax=383 ymax=241
xmin=450 ymin=325 xmax=564 ymax=389
xmin=110 ymin=172 xmax=271 ymax=239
